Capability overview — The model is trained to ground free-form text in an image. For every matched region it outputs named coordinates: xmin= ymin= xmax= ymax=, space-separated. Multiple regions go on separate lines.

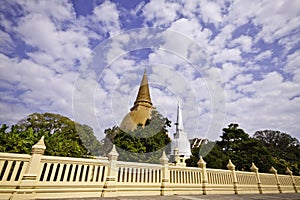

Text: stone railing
xmin=0 ymin=137 xmax=299 ymax=199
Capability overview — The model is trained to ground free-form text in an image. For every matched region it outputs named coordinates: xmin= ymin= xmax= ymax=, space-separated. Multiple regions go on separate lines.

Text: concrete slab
xmin=40 ymin=193 xmax=300 ymax=200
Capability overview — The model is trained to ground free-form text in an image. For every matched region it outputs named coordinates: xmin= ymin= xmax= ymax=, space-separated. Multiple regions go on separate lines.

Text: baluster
xmin=50 ymin=163 xmax=58 ymax=181
xmin=2 ymin=161 xmax=13 ymax=181
xmin=63 ymin=164 xmax=70 ymax=182
xmin=11 ymin=161 xmax=21 ymax=181
xmin=270 ymin=167 xmax=282 ymax=193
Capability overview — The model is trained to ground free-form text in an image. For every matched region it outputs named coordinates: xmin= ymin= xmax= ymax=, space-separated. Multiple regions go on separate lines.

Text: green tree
xmin=75 ymin=123 xmax=102 ymax=156
xmin=218 ymin=123 xmax=273 ymax=172
xmin=0 ymin=113 xmax=102 ymax=157
xmin=102 ymin=110 xmax=171 ymax=163
xmin=254 ymin=130 xmax=300 ymax=174
xmin=188 ymin=124 xmax=274 ymax=172
xmin=0 ymin=124 xmax=40 ymax=154
xmin=186 ymin=141 xmax=229 ymax=169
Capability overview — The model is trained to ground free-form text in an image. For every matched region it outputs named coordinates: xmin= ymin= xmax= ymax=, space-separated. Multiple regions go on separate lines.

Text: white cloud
xmin=16 ymin=14 xmax=61 ymax=56
xmin=209 ymin=24 xmax=235 ymax=55
xmin=225 ymin=71 xmax=300 ymax=135
xmin=15 ymin=13 xmax=92 ymax=71
xmin=0 ymin=30 xmax=15 ymax=54
xmin=92 ymin=1 xmax=121 ymax=34
xmin=213 ymin=48 xmax=241 ymax=63
xmin=285 ymin=50 xmax=300 ymax=73
xmin=168 ymin=18 xmax=212 ymax=48
xmin=0 ymin=1 xmax=123 ymax=138
xmin=0 ymin=53 xmax=75 ymax=121
xmin=255 ymin=50 xmax=272 ymax=61
xmin=142 ymin=0 xmax=181 ymax=27
xmin=18 ymin=0 xmax=75 ymax=22
xmin=252 ymin=1 xmax=300 ymax=43
xmin=231 ymin=35 xmax=253 ymax=52
xmin=285 ymin=50 xmax=300 ymax=82
xmin=218 ymin=62 xmax=240 ymax=83
xmin=199 ymin=0 xmax=223 ymax=26
xmin=180 ymin=0 xmax=199 ymax=19
xmin=227 ymin=0 xmax=300 ymax=45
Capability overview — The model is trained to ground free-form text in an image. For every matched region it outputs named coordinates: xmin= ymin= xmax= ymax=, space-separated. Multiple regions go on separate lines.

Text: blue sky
xmin=0 ymin=0 xmax=299 ymax=141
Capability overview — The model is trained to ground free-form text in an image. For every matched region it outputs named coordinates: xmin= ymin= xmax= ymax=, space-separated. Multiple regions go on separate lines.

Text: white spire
xmin=176 ymin=102 xmax=184 ymax=133
xmin=171 ymin=102 xmax=192 ymax=159
xmin=175 ymin=102 xmax=188 ymax=139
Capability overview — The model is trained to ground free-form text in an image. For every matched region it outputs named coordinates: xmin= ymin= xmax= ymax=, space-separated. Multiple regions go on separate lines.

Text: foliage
xmin=186 ymin=123 xmax=274 ymax=173
xmin=0 ymin=113 xmax=102 ymax=157
xmin=0 ymin=124 xmax=41 ymax=154
xmin=218 ymin=124 xmax=274 ymax=172
xmin=203 ymin=143 xmax=229 ymax=169
xmin=186 ymin=123 xmax=300 ymax=175
xmin=254 ymin=130 xmax=300 ymax=174
xmin=186 ymin=142 xmax=228 ymax=169
xmin=75 ymin=123 xmax=102 ymax=156
xmin=102 ymin=110 xmax=171 ymax=163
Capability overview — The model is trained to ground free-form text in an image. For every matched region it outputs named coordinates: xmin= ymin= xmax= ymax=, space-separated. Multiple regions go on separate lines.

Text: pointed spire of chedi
xmin=120 ymin=70 xmax=155 ymax=131
xmin=171 ymin=102 xmax=192 ymax=159
xmin=131 ymin=69 xmax=152 ymax=111
xmin=175 ymin=102 xmax=184 ymax=134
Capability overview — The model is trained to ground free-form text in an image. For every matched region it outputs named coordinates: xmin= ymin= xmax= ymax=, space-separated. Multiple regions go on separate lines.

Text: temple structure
xmin=120 ymin=70 xmax=155 ymax=132
xmin=170 ymin=103 xmax=192 ymax=165
xmin=120 ymin=70 xmax=192 ymax=165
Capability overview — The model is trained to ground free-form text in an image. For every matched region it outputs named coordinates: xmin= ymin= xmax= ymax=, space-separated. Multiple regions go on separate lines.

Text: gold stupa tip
xmin=133 ymin=69 xmax=152 ymax=107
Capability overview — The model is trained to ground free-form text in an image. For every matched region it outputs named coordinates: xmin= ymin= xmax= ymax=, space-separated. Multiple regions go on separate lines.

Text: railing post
xmin=101 ymin=145 xmax=119 ymax=197
xmin=286 ymin=167 xmax=298 ymax=193
xmin=197 ymin=156 xmax=208 ymax=195
xmin=250 ymin=162 xmax=262 ymax=194
xmin=227 ymin=159 xmax=238 ymax=194
xmin=160 ymin=151 xmax=172 ymax=196
xmin=14 ymin=136 xmax=46 ymax=199
xmin=270 ymin=166 xmax=282 ymax=193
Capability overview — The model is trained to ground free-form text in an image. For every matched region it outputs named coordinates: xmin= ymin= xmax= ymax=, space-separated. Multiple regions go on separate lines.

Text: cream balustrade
xmin=236 ymin=172 xmax=257 ymax=185
xmin=38 ymin=155 xmax=108 ymax=183
xmin=259 ymin=172 xmax=279 ymax=193
xmin=206 ymin=168 xmax=234 ymax=194
xmin=117 ymin=162 xmax=162 ymax=183
xmin=0 ymin=153 xmax=30 ymax=186
xmin=207 ymin=169 xmax=233 ymax=185
xmin=278 ymin=174 xmax=295 ymax=193
xmin=0 ymin=137 xmax=299 ymax=199
xmin=32 ymin=155 xmax=109 ymax=199
xmin=169 ymin=166 xmax=202 ymax=184
xmin=169 ymin=166 xmax=202 ymax=195
xmin=114 ymin=161 xmax=163 ymax=196
xmin=236 ymin=171 xmax=260 ymax=194
xmin=294 ymin=176 xmax=300 ymax=192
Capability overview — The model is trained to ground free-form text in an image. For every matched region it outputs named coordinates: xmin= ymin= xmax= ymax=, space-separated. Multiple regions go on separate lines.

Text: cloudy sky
xmin=0 ymin=0 xmax=299 ymax=141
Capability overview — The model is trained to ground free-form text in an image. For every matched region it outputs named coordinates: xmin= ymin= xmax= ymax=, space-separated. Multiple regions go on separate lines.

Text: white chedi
xmin=170 ymin=102 xmax=192 ymax=162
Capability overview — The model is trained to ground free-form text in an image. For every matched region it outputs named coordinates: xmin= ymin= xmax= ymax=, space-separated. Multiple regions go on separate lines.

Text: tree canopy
xmin=254 ymin=130 xmax=300 ymax=174
xmin=0 ymin=113 xmax=102 ymax=157
xmin=186 ymin=123 xmax=299 ymax=175
xmin=101 ymin=110 xmax=171 ymax=163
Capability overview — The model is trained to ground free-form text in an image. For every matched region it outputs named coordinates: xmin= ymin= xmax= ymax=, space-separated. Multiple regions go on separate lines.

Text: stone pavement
xmin=103 ymin=193 xmax=300 ymax=200
xmin=42 ymin=193 xmax=300 ymax=200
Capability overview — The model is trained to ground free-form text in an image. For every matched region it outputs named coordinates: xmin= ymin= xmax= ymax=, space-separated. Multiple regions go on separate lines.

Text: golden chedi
xmin=120 ymin=70 xmax=155 ymax=131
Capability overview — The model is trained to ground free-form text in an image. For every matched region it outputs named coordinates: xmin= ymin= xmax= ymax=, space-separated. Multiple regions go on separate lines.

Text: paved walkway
xmin=103 ymin=193 xmax=300 ymax=200
xmin=43 ymin=193 xmax=300 ymax=200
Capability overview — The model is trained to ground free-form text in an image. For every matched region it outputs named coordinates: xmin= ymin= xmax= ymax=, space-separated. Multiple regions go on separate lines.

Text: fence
xmin=0 ymin=137 xmax=299 ymax=199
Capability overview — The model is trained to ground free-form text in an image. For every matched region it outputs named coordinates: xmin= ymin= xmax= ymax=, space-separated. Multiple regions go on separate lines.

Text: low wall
xmin=0 ymin=137 xmax=299 ymax=199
